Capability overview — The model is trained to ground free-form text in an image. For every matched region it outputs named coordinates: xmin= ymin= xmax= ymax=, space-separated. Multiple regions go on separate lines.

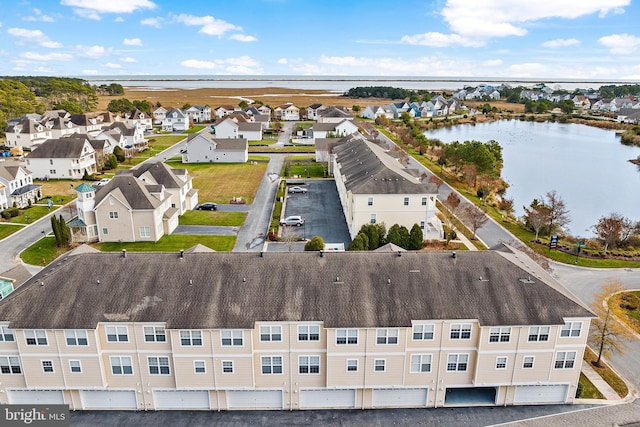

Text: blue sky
xmin=1 ymin=0 xmax=639 ymax=79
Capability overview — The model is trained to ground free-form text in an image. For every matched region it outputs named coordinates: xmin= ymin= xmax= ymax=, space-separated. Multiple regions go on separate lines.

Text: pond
xmin=425 ymin=120 xmax=640 ymax=236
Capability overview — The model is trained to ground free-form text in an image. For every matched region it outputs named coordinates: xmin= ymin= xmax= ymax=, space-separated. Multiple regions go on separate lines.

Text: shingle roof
xmin=0 ymin=250 xmax=592 ymax=330
xmin=212 ymin=138 xmax=248 ymax=151
xmin=127 ymin=162 xmax=186 ymax=189
xmin=27 ymin=138 xmax=93 ymax=159
xmin=94 ymin=175 xmax=162 ymax=210
xmin=0 ymin=164 xmax=30 ymax=181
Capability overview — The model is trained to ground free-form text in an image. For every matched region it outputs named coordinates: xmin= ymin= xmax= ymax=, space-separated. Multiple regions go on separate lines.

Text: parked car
xmin=280 ymin=215 xmax=305 ymax=226
xmin=196 ymin=202 xmax=218 ymax=211
xmin=96 ymin=178 xmax=111 ymax=186
xmin=288 ymin=186 xmax=308 ymax=194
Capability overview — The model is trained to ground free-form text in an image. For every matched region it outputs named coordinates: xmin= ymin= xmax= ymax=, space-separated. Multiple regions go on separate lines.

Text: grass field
xmin=20 ymin=236 xmax=66 ymax=265
xmin=583 ymin=346 xmax=628 ymax=398
xmin=95 ymin=234 xmax=236 ymax=252
xmin=179 ymin=210 xmax=246 ymax=226
xmin=0 ymin=224 xmax=23 ymax=240
xmin=577 ymin=373 xmax=604 ymax=399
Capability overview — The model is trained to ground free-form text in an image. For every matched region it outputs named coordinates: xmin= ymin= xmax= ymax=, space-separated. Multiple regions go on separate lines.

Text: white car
xmin=280 ymin=215 xmax=305 ymax=226
xmin=288 ymin=186 xmax=308 ymax=194
xmin=96 ymin=178 xmax=111 ymax=186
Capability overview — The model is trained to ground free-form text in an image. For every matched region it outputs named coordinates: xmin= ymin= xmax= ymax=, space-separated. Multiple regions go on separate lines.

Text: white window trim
xmin=194 ymin=360 xmax=206 ymax=374
xmin=143 ymin=326 xmax=166 ymax=343
xmin=221 ymin=360 xmax=234 ymax=374
xmin=449 ymin=323 xmax=472 ymax=340
xmin=410 ymin=354 xmax=432 ymax=373
xmin=260 ymin=355 xmax=283 ymax=375
xmin=110 ymin=356 xmax=133 ymax=375
xmin=560 ymin=321 xmax=582 ymax=338
xmin=376 ymin=328 xmax=399 ymax=345
xmin=446 ymin=353 xmax=469 ymax=372
xmin=298 ymin=355 xmax=320 ymax=375
xmin=522 ymin=356 xmax=535 ymax=369
xmin=105 ymin=325 xmax=129 ymax=343
xmin=374 ymin=359 xmax=386 ymax=372
xmin=41 ymin=360 xmax=54 ymax=373
xmin=336 ymin=329 xmax=358 ymax=345
xmin=346 ymin=359 xmax=358 ymax=372
xmin=527 ymin=326 xmax=550 ymax=342
xmin=554 ymin=351 xmax=577 ymax=369
xmin=297 ymin=325 xmax=320 ymax=342
xmin=180 ymin=330 xmax=203 ymax=346
xmin=25 ymin=329 xmax=48 ymax=346
xmin=0 ymin=326 xmax=15 ymax=342
xmin=412 ymin=324 xmax=435 ymax=341
xmin=148 ymin=356 xmax=170 ymax=375
xmin=489 ymin=327 xmax=511 ymax=343
xmin=221 ymin=330 xmax=244 ymax=347
xmin=259 ymin=325 xmax=282 ymax=342
xmin=69 ymin=360 xmax=82 ymax=373
xmin=495 ymin=356 xmax=508 ymax=370
xmin=65 ymin=330 xmax=88 ymax=346
xmin=0 ymin=356 xmax=22 ymax=374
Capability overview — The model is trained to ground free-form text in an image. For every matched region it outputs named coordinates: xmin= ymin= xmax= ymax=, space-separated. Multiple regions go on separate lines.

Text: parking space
xmin=281 ymin=180 xmax=351 ymax=247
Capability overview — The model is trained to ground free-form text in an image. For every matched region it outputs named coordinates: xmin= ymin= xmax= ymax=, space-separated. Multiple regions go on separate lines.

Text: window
xmin=336 ymin=329 xmax=358 ymax=345
xmin=420 ymin=221 xmax=425 ymax=230
xmin=555 ymin=351 xmax=576 ymax=369
xmin=144 ymin=326 xmax=166 ymax=343
xmin=42 ymin=360 xmax=54 ymax=373
xmin=69 ymin=360 xmax=82 ymax=373
xmin=560 ymin=322 xmax=582 ymax=337
xmin=368 ymin=197 xmax=373 ymax=206
xmin=403 ymin=197 xmax=409 ymax=206
xmin=413 ymin=324 xmax=434 ymax=340
xmin=221 ymin=330 xmax=243 ymax=346
xmin=139 ymin=226 xmax=151 ymax=238
xmin=374 ymin=359 xmax=386 ymax=372
xmin=106 ymin=326 xmax=128 ymax=342
xmin=410 ymin=354 xmax=432 ymax=373
xmin=25 ymin=330 xmax=47 ymax=346
xmin=376 ymin=329 xmax=398 ymax=344
xmin=421 ymin=197 xmax=427 ymax=206
xmin=260 ymin=326 xmax=282 ymax=342
xmin=450 ymin=324 xmax=471 ymax=340
xmin=447 ymin=354 xmax=469 ymax=372
xmin=489 ymin=327 xmax=511 ymax=343
xmin=0 ymin=326 xmax=15 ymax=342
xmin=298 ymin=325 xmax=320 ymax=341
xmin=261 ymin=356 xmax=283 ymax=374
xmin=528 ymin=326 xmax=550 ymax=342
xmin=102 ymin=228 xmax=109 ymax=235
xmin=180 ymin=330 xmax=202 ymax=346
xmin=110 ymin=356 xmax=133 ymax=375
xmin=347 ymin=359 xmax=358 ymax=372
xmin=495 ymin=356 xmax=507 ymax=369
xmin=370 ymin=214 xmax=376 ymax=224
xmin=194 ymin=361 xmax=206 ymax=374
xmin=222 ymin=361 xmax=233 ymax=373
xmin=0 ymin=356 xmax=22 ymax=374
xmin=148 ymin=357 xmax=170 ymax=375
xmin=523 ymin=356 xmax=535 ymax=369
xmin=109 ymin=211 xmax=118 ymax=219
xmin=299 ymin=356 xmax=320 ymax=374
xmin=65 ymin=330 xmax=88 ymax=346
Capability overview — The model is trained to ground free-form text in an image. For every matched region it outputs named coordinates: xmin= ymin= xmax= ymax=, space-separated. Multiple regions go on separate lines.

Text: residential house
xmin=333 ymin=135 xmax=443 ymax=240
xmin=317 ymin=106 xmax=354 ymax=124
xmin=185 ymin=105 xmax=212 ymax=123
xmin=24 ymin=136 xmax=97 ymax=180
xmin=0 ymin=246 xmax=592 ymax=410
xmin=94 ymin=127 xmax=126 ymax=151
xmin=314 ymin=133 xmax=359 ymax=163
xmin=311 ymin=120 xmax=359 ymax=140
xmin=0 ymin=163 xmax=41 ymax=209
xmin=306 ymin=103 xmax=324 ymax=120
xmin=100 ymin=122 xmax=147 ymax=150
xmin=69 ymin=113 xmax=113 ymax=137
xmin=274 ymin=104 xmax=300 ymax=121
xmin=121 ymin=109 xmax=152 ymax=131
xmin=390 ymin=102 xmax=412 ymax=118
xmin=153 ymin=107 xmax=168 ymax=125
xmin=182 ymin=132 xmax=248 ymax=163
xmin=70 ymin=162 xmax=197 ymax=243
xmin=161 ymin=108 xmax=189 ymax=132
xmin=214 ymin=105 xmax=238 ymax=119
xmin=360 ymin=105 xmax=394 ymax=120
xmin=5 ymin=118 xmax=54 ymax=149
xmin=214 ymin=118 xmax=262 ymax=141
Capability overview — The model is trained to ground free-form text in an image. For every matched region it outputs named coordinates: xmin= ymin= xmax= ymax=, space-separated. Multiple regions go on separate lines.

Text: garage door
xmin=514 ymin=385 xmax=568 ymax=403
xmin=299 ymin=389 xmax=356 ymax=409
xmin=372 ymin=388 xmax=428 ymax=407
xmin=153 ymin=390 xmax=210 ymax=409
xmin=226 ymin=390 xmax=282 ymax=409
xmin=7 ymin=390 xmax=65 ymax=404
xmin=81 ymin=390 xmax=137 ymax=409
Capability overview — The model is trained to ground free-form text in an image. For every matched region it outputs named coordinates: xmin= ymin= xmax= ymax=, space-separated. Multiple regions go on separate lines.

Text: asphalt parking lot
xmin=280 ymin=180 xmax=351 ymax=247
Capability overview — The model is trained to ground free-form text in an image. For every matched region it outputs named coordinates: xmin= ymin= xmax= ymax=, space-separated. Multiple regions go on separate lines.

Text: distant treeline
xmin=343 ymin=86 xmax=436 ymax=101
xmin=599 ymin=84 xmax=640 ymax=98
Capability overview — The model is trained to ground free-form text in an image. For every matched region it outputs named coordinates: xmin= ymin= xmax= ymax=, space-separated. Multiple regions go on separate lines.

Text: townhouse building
xmin=0 ymin=248 xmax=592 ymax=410
xmin=24 ymin=136 xmax=97 ymax=180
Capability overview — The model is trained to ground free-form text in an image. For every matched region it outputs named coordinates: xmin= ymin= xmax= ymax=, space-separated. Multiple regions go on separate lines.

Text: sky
xmin=1 ymin=0 xmax=640 ymax=80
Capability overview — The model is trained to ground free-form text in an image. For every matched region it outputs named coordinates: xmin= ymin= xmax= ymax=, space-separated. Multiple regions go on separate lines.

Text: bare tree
xmin=461 ymin=204 xmax=488 ymax=239
xmin=462 ymin=164 xmax=477 ymax=190
xmin=594 ymin=212 xmax=634 ymax=254
xmin=279 ymin=226 xmax=301 ymax=252
xmin=523 ymin=198 xmax=551 ymax=240
xmin=441 ymin=192 xmax=461 ymax=245
xmin=428 ymin=175 xmax=444 ymax=191
xmin=590 ymin=279 xmax=634 ymax=367
xmin=544 ymin=190 xmax=570 ymax=236
xmin=497 ymin=197 xmax=514 ymax=220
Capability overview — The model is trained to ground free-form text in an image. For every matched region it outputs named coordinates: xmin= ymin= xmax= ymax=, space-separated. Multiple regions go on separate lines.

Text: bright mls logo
xmin=2 ymin=405 xmax=68 ymax=426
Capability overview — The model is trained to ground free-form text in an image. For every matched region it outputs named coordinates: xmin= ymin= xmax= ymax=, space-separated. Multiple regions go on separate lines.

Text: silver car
xmin=280 ymin=215 xmax=305 ymax=226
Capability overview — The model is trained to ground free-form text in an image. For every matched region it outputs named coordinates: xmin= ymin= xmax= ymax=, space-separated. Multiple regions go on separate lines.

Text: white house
xmin=100 ymin=122 xmax=147 ymax=150
xmin=361 ymin=105 xmax=394 ymax=120
xmin=317 ymin=106 xmax=354 ymax=124
xmin=25 ymin=136 xmax=97 ymax=180
xmin=214 ymin=105 xmax=238 ymax=119
xmin=182 ymin=132 xmax=248 ymax=163
xmin=213 ymin=118 xmax=239 ymax=139
xmin=311 ymin=120 xmax=359 ymax=139
xmin=153 ymin=107 xmax=168 ymax=125
xmin=185 ymin=105 xmax=212 ymax=123
xmin=162 ymin=108 xmax=189 ymax=132
xmin=5 ymin=118 xmax=54 ymax=149
xmin=0 ymin=163 xmax=41 ymax=209
xmin=121 ymin=109 xmax=152 ymax=131
xmin=274 ymin=104 xmax=300 ymax=121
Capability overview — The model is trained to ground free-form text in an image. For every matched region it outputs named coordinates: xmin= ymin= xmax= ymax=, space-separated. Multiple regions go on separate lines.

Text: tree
xmin=59 ymin=215 xmax=71 ymax=246
xmin=523 ymin=198 xmax=551 ymax=240
xmin=544 ymin=190 xmax=571 ymax=236
xmin=304 ymin=236 xmax=325 ymax=251
xmin=51 ymin=215 xmax=61 ymax=246
xmin=113 ymin=146 xmax=125 ymax=162
xmin=181 ymin=103 xmax=192 ymax=110
xmin=238 ymin=100 xmax=248 ymax=109
xmin=558 ymin=99 xmax=575 ymax=114
xmin=462 ymin=164 xmax=477 ymax=190
xmin=408 ymin=224 xmax=424 ymax=250
xmin=442 ymin=192 xmax=462 ymax=245
xmin=593 ymin=212 xmax=634 ymax=254
xmin=590 ymin=279 xmax=634 ymax=367
xmin=107 ymin=98 xmax=134 ymax=114
xmin=104 ymin=153 xmax=118 ymax=170
xmin=348 ymin=234 xmax=367 ymax=250
xmin=357 ymin=223 xmax=386 ymax=250
xmin=461 ymin=205 xmax=488 ymax=239
xmin=497 ymin=197 xmax=514 ymax=219
xmin=351 ymin=105 xmax=361 ymax=112
xmin=387 ymin=224 xmax=409 ymax=249
xmin=427 ymin=175 xmax=443 ymax=191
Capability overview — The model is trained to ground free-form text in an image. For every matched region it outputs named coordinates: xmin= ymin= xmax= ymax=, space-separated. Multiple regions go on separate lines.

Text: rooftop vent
xmin=179 ymin=249 xmax=184 ymax=259
xmin=320 ymin=251 xmax=324 ymax=258
xmin=397 ymin=251 xmax=402 ymax=257
xmin=122 ymin=249 xmax=126 ymax=258
xmin=452 ymin=251 xmax=456 ymax=259
xmin=519 ymin=276 xmax=535 ymax=284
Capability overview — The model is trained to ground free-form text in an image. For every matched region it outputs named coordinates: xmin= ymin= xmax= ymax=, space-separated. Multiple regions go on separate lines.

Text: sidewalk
xmin=581 ymin=362 xmax=622 ymax=401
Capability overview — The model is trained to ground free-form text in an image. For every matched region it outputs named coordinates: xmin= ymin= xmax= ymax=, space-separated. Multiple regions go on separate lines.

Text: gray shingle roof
xmin=127 ymin=162 xmax=186 ymax=189
xmin=94 ymin=175 xmax=162 ymax=210
xmin=27 ymin=137 xmax=93 ymax=158
xmin=0 ymin=250 xmax=592 ymax=330
xmin=212 ymin=138 xmax=248 ymax=151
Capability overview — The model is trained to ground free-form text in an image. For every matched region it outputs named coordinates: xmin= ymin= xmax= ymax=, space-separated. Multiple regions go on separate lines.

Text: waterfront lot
xmin=281 ymin=180 xmax=351 ymax=246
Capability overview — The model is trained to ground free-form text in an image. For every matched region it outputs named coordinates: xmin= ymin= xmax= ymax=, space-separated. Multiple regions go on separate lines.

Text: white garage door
xmin=299 ymin=389 xmax=356 ymax=409
xmin=153 ymin=390 xmax=210 ymax=409
xmin=514 ymin=385 xmax=568 ymax=403
xmin=81 ymin=390 xmax=137 ymax=409
xmin=7 ymin=390 xmax=64 ymax=404
xmin=226 ymin=390 xmax=282 ymax=409
xmin=372 ymin=388 xmax=428 ymax=407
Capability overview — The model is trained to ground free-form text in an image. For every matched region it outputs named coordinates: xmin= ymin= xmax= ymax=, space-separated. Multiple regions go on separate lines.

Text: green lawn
xmin=95 ymin=234 xmax=236 ymax=252
xmin=249 ymin=146 xmax=315 ymax=153
xmin=179 ymin=210 xmax=246 ymax=226
xmin=0 ymin=224 xmax=24 ymax=240
xmin=249 ymin=139 xmax=276 ymax=146
xmin=183 ymin=125 xmax=205 ymax=134
xmin=7 ymin=206 xmax=52 ymax=224
xmin=577 ymin=373 xmax=605 ymax=399
xmin=584 ymin=347 xmax=628 ymax=398
xmin=20 ymin=236 xmax=65 ymax=266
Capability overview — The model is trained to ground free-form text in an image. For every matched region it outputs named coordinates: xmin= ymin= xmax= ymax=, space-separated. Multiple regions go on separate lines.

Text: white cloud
xmin=114 ymin=17 xmax=124 ymax=22
xmin=122 ymin=57 xmax=137 ymax=62
xmin=75 ymin=45 xmax=112 ymax=58
xmin=7 ymin=28 xmax=62 ymax=48
xmin=33 ymin=66 xmax=54 ymax=73
xmin=481 ymin=59 xmax=503 ymax=67
xmin=402 ymin=0 xmax=630 ymax=47
xmin=23 ymin=8 xmax=55 ymax=22
xmin=82 ymin=69 xmax=100 ymax=75
xmin=174 ymin=14 xmax=241 ymax=36
xmin=141 ymin=17 xmax=163 ymax=28
xmin=277 ymin=58 xmax=288 ymax=64
xmin=61 ymin=0 xmax=157 ymax=18
xmin=542 ymin=38 xmax=580 ymax=48
xmin=229 ymin=34 xmax=257 ymax=42
xmin=181 ymin=55 xmax=263 ymax=74
xmin=123 ymin=38 xmax=143 ymax=46
xmin=598 ymin=33 xmax=640 ymax=54
xmin=506 ymin=62 xmax=549 ymax=77
xmin=105 ymin=62 xmax=122 ymax=68
xmin=21 ymin=51 xmax=73 ymax=61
